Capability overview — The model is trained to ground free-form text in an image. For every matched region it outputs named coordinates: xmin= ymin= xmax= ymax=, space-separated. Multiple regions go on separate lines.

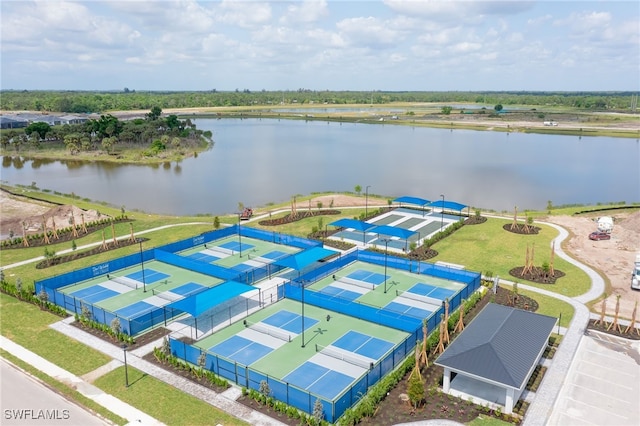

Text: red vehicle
xmin=240 ymin=207 xmax=253 ymax=220
xmin=589 ymin=231 xmax=611 ymax=241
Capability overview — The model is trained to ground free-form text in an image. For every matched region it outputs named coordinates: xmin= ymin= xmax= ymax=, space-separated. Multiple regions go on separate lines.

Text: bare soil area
xmin=545 ymin=211 xmax=640 ymax=319
xmin=0 ymin=190 xmax=108 ymax=241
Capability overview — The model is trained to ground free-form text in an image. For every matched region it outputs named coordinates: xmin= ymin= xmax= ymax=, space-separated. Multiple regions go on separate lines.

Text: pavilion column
xmin=442 ymin=367 xmax=451 ymax=392
xmin=504 ymin=388 xmax=515 ymax=414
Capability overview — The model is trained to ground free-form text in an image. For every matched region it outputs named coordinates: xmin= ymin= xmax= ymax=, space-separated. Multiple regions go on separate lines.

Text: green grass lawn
xmin=432 ymin=218 xmax=591 ymax=297
xmin=93 ymin=366 xmax=248 ymax=426
xmin=496 ymin=285 xmax=575 ymax=328
xmin=0 ymin=293 xmax=111 ymax=376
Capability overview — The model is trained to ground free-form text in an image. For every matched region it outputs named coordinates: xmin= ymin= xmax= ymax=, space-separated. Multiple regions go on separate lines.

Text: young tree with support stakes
xmin=624 ymin=301 xmax=638 ymax=336
xmin=607 ymin=295 xmax=622 ymax=333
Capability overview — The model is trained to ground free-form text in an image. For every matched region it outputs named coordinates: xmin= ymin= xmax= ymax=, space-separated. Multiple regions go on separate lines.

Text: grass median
xmin=0 ymin=293 xmax=111 ymax=376
xmin=93 ymin=366 xmax=248 ymax=426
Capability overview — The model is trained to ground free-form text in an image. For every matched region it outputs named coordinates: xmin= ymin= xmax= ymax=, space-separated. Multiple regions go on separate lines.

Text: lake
xmin=1 ymin=118 xmax=638 ymax=216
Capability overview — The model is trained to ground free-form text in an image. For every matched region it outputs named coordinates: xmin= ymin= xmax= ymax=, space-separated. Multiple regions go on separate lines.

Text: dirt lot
xmin=2 ymin=191 xmax=638 ymax=318
xmin=0 ymin=190 xmax=107 ymax=241
xmin=546 ymin=211 xmax=640 ymax=319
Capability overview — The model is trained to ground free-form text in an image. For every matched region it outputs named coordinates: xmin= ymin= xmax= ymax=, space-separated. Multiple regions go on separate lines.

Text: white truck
xmin=632 ymin=253 xmax=640 ymax=291
xmin=597 ymin=216 xmax=614 ymax=233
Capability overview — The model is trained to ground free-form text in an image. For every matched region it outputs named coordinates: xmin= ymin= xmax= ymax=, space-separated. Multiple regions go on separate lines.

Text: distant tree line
xmin=0 ymin=90 xmax=636 ymax=113
xmin=0 ymin=107 xmax=211 ymax=155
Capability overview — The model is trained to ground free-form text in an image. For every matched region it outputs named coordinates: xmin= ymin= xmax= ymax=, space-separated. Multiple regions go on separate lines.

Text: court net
xmin=336 ymin=277 xmax=374 ymax=291
xmin=244 ymin=320 xmax=291 ymax=342
xmin=152 ymin=288 xmax=181 ymax=302
xmin=111 ymin=276 xmax=139 ymax=290
xmin=207 ymin=245 xmax=234 ymax=257
xmin=396 ymin=289 xmax=439 ymax=306
xmin=315 ymin=344 xmax=373 ymax=370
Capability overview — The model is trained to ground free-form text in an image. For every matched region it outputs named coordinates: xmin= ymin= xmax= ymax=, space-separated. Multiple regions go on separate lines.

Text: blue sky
xmin=1 ymin=0 xmax=638 ymax=91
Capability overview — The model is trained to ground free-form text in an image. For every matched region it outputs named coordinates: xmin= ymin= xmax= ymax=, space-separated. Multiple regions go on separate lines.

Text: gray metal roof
xmin=435 ymin=303 xmax=557 ymax=389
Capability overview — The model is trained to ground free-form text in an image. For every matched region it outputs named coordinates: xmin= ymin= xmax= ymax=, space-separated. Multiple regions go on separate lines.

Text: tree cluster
xmin=0 ymin=90 xmax=636 ymax=113
xmin=1 ymin=108 xmax=211 ymax=156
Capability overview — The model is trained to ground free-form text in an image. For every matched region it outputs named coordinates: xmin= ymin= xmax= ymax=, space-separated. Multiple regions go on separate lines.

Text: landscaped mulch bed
xmin=464 ymin=216 xmax=487 ymax=225
xmin=142 ymin=351 xmax=230 ymax=394
xmin=509 ymin=266 xmax=566 ymax=285
xmin=503 ymin=223 xmax=541 ymax=235
xmin=70 ymin=322 xmax=170 ymax=350
xmin=3 ymin=218 xmax=133 ymax=250
xmin=36 ymin=236 xmax=147 ymax=269
xmin=258 ymin=210 xmax=341 ymax=226
xmin=587 ymin=319 xmax=640 ymax=341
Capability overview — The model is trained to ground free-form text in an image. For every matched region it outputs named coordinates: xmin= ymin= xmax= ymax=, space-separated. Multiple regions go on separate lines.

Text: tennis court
xmin=409 ymin=282 xmax=457 ymax=300
xmin=70 ymin=285 xmax=120 ymax=304
xmin=283 ymin=331 xmax=395 ymax=400
xmin=208 ymin=310 xmax=320 ymax=365
xmin=115 ymin=300 xmax=156 ymax=319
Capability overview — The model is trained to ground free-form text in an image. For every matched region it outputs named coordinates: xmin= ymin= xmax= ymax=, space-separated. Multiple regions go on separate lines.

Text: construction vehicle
xmin=596 ymin=216 xmax=614 ymax=233
xmin=632 ymin=253 xmax=640 ymax=291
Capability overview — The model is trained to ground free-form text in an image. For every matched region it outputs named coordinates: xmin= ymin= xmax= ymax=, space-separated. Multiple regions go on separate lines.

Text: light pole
xmin=237 ymin=213 xmax=242 ymax=258
xmin=440 ymin=194 xmax=445 ymax=232
xmin=122 ymin=343 xmax=129 ymax=387
xmin=300 ymin=279 xmax=306 ymax=348
xmin=380 ymin=238 xmax=391 ymax=293
xmin=137 ymin=238 xmax=146 ymax=292
xmin=365 ymin=185 xmax=371 ymax=217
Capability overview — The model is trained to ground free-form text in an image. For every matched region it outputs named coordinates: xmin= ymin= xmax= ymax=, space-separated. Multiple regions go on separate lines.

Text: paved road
xmin=547 ymin=331 xmax=640 ymax=426
xmin=0 ymin=359 xmax=109 ymax=426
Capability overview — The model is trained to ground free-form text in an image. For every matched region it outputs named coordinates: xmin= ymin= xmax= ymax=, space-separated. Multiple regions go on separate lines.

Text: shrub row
xmin=1 ymin=215 xmax=129 ymax=248
xmin=0 ymin=279 xmax=67 ymax=317
xmin=152 ymin=346 xmax=229 ymax=389
xmin=75 ymin=311 xmax=135 ymax=345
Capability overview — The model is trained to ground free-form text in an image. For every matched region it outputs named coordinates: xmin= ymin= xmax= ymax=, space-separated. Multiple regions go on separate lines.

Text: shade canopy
xmin=329 ymin=218 xmax=376 ymax=232
xmin=168 ymin=281 xmax=255 ymax=317
xmin=394 ymin=196 xmax=431 ymax=207
xmin=373 ymin=225 xmax=417 ymax=240
xmin=274 ymin=246 xmax=337 ymax=271
xmin=429 ymin=200 xmax=467 ymax=211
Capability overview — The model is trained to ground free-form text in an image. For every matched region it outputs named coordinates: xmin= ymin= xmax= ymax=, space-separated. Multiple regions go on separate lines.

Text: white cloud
xmin=280 ymin=0 xmax=328 ymax=24
xmin=216 ymin=0 xmax=272 ymax=28
xmin=0 ymin=0 xmax=637 ymax=91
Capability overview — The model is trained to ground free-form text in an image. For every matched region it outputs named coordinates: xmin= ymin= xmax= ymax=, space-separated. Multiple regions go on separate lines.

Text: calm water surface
xmin=1 ymin=119 xmax=638 ymax=215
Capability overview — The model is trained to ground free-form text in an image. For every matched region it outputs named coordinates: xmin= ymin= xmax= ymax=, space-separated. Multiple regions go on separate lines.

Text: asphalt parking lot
xmin=548 ymin=330 xmax=640 ymax=425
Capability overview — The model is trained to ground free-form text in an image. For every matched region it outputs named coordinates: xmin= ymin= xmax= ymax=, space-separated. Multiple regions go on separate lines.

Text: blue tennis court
xmin=115 ymin=301 xmax=156 ymax=319
xmin=187 ymin=252 xmax=219 ymax=263
xmin=319 ymin=285 xmax=361 ymax=301
xmin=71 ymin=285 xmax=119 ymax=304
xmin=221 ymin=241 xmax=254 ymax=252
xmin=332 ymin=331 xmax=394 ymax=360
xmin=409 ymin=283 xmax=456 ymax=300
xmin=232 ymin=263 xmax=253 ymax=273
xmin=261 ymin=250 xmax=289 ymax=260
xmin=128 ymin=268 xmax=170 ymax=284
xmin=284 ymin=361 xmax=355 ymax=400
xmin=172 ymin=282 xmax=206 ymax=296
xmin=384 ymin=301 xmax=431 ymax=320
xmin=210 ymin=335 xmax=272 ymax=365
xmin=347 ymin=270 xmax=388 ymax=285
xmin=261 ymin=310 xmax=319 ymax=333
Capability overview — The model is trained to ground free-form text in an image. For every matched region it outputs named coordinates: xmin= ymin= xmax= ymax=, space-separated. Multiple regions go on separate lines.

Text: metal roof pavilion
xmin=435 ymin=303 xmax=557 ymax=414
